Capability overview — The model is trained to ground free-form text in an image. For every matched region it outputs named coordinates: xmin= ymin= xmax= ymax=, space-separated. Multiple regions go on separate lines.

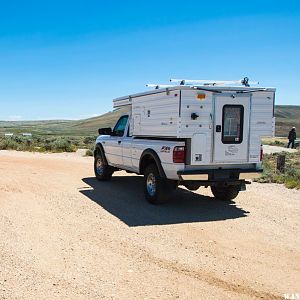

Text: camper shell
xmin=113 ymin=85 xmax=275 ymax=166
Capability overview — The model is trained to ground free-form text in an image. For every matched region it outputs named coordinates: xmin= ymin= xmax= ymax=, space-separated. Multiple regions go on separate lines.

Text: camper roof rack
xmin=170 ymin=77 xmax=258 ymax=87
xmin=146 ymin=77 xmax=258 ymax=89
xmin=146 ymin=84 xmax=174 ymax=90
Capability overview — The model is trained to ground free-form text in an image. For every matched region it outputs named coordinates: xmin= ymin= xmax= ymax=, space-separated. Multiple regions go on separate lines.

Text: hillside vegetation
xmin=0 ymin=105 xmax=299 ymax=137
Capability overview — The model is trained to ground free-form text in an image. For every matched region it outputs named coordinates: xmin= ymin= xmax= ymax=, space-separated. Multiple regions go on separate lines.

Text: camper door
xmin=213 ymin=94 xmax=250 ymax=163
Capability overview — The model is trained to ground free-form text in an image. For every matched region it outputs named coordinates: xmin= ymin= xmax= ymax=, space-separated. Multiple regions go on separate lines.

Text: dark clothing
xmin=287 ymin=139 xmax=295 ymax=149
xmin=287 ymin=129 xmax=296 ymax=148
xmin=288 ymin=130 xmax=296 ymax=141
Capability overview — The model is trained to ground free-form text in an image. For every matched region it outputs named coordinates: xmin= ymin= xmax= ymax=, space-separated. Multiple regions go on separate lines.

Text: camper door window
xmin=222 ymin=105 xmax=244 ymax=144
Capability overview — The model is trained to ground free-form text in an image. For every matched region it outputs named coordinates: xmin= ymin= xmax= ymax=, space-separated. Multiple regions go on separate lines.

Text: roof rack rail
xmin=146 ymin=84 xmax=174 ymax=90
xmin=170 ymin=77 xmax=259 ymax=87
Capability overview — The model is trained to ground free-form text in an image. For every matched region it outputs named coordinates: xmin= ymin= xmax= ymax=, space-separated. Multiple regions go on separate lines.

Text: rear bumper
xmin=178 ymin=168 xmax=263 ymax=181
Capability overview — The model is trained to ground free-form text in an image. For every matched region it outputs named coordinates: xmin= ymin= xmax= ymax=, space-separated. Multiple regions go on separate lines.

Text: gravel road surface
xmin=0 ymin=150 xmax=299 ymax=299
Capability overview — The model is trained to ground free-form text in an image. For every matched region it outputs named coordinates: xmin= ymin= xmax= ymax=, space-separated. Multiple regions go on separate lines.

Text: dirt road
xmin=0 ymin=150 xmax=299 ymax=299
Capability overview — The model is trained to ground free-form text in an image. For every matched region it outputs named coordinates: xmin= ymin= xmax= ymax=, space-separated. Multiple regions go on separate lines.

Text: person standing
xmin=287 ymin=127 xmax=296 ymax=148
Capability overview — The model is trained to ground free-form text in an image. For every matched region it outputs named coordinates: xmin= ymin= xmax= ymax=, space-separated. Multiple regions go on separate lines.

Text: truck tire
xmin=143 ymin=164 xmax=175 ymax=204
xmin=211 ymin=185 xmax=239 ymax=201
xmin=94 ymin=152 xmax=113 ymax=181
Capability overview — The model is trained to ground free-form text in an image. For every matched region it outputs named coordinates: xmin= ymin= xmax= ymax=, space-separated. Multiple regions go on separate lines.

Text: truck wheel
xmin=211 ymin=185 xmax=239 ymax=201
xmin=143 ymin=164 xmax=174 ymax=204
xmin=94 ymin=152 xmax=113 ymax=181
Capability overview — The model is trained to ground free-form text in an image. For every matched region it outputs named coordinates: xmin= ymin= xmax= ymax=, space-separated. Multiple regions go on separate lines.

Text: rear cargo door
xmin=213 ymin=94 xmax=250 ymax=163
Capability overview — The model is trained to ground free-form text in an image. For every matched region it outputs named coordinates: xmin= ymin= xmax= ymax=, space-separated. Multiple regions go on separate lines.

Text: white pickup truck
xmin=94 ymin=81 xmax=275 ymax=204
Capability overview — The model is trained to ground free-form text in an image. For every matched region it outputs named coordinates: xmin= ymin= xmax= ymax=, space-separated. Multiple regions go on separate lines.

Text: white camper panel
xmin=248 ymin=92 xmax=275 ymax=162
xmin=179 ymin=89 xmax=214 ymax=165
xmin=131 ymin=89 xmax=180 ymax=137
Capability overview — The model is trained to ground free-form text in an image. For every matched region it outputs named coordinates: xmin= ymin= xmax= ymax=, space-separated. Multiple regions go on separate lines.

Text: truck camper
xmin=94 ymin=78 xmax=275 ymax=204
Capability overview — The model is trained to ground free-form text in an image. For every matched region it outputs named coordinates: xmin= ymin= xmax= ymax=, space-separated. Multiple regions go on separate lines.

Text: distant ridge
xmin=275 ymin=105 xmax=300 ymax=136
xmin=0 ymin=105 xmax=299 ymax=137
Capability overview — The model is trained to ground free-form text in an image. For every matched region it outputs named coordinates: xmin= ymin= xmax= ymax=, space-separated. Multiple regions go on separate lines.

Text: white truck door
xmin=213 ymin=94 xmax=250 ymax=163
xmin=104 ymin=115 xmax=129 ymax=166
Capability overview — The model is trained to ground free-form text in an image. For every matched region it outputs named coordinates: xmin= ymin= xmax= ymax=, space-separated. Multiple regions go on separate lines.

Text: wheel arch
xmin=139 ymin=149 xmax=166 ymax=178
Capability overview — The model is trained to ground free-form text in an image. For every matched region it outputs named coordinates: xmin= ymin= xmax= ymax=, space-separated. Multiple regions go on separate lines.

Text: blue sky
xmin=0 ymin=0 xmax=299 ymax=120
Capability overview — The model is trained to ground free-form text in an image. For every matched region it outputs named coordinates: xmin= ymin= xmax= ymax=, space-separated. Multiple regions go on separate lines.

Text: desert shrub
xmin=0 ymin=138 xmax=19 ymax=150
xmin=84 ymin=141 xmax=95 ymax=157
xmin=85 ymin=149 xmax=93 ymax=156
xmin=72 ymin=140 xmax=80 ymax=146
xmin=83 ymin=136 xmax=95 ymax=145
xmin=50 ymin=138 xmax=76 ymax=152
xmin=271 ymin=140 xmax=286 ymax=147
xmin=0 ymin=135 xmax=77 ymax=153
xmin=285 ymin=178 xmax=300 ymax=189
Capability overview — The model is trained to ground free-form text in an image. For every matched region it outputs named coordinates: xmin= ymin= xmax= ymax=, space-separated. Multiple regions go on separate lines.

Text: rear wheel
xmin=143 ymin=164 xmax=176 ymax=204
xmin=211 ymin=185 xmax=239 ymax=201
xmin=94 ymin=151 xmax=113 ymax=181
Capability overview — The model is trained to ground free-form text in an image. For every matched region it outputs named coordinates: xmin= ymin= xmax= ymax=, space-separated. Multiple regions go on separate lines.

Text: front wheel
xmin=94 ymin=152 xmax=113 ymax=181
xmin=143 ymin=164 xmax=176 ymax=204
xmin=211 ymin=185 xmax=240 ymax=201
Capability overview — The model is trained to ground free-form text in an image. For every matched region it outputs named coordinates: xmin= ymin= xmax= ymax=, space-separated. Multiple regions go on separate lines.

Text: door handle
xmin=216 ymin=125 xmax=222 ymax=132
xmin=118 ymin=140 xmax=122 ymax=144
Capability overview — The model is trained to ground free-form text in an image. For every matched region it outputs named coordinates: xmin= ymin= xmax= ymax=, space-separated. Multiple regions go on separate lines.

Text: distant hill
xmin=0 ymin=107 xmax=128 ymax=136
xmin=0 ymin=119 xmax=76 ymax=136
xmin=71 ymin=107 xmax=129 ymax=134
xmin=275 ymin=105 xmax=300 ymax=136
xmin=0 ymin=105 xmax=299 ymax=137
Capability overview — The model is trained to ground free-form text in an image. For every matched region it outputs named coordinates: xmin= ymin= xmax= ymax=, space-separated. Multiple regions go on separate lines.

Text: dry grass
xmin=261 ymin=137 xmax=287 ymax=147
xmin=255 ymin=150 xmax=300 ymax=189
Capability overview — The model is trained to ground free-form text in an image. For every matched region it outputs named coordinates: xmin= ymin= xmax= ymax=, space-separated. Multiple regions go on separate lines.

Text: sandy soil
xmin=0 ymin=150 xmax=299 ymax=299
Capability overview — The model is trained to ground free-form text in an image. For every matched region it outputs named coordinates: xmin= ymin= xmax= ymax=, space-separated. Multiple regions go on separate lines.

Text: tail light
xmin=260 ymin=145 xmax=263 ymax=161
xmin=173 ymin=146 xmax=185 ymax=163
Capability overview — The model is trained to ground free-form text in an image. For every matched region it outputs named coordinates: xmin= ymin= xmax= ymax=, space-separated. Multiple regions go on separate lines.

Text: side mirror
xmin=98 ymin=127 xmax=112 ymax=135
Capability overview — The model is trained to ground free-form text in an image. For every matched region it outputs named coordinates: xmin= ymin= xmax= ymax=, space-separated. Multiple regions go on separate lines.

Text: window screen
xmin=222 ymin=105 xmax=244 ymax=144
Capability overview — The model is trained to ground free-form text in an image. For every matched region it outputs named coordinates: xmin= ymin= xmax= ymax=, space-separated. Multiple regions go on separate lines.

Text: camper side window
xmin=113 ymin=115 xmax=129 ymax=137
xmin=222 ymin=105 xmax=244 ymax=144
